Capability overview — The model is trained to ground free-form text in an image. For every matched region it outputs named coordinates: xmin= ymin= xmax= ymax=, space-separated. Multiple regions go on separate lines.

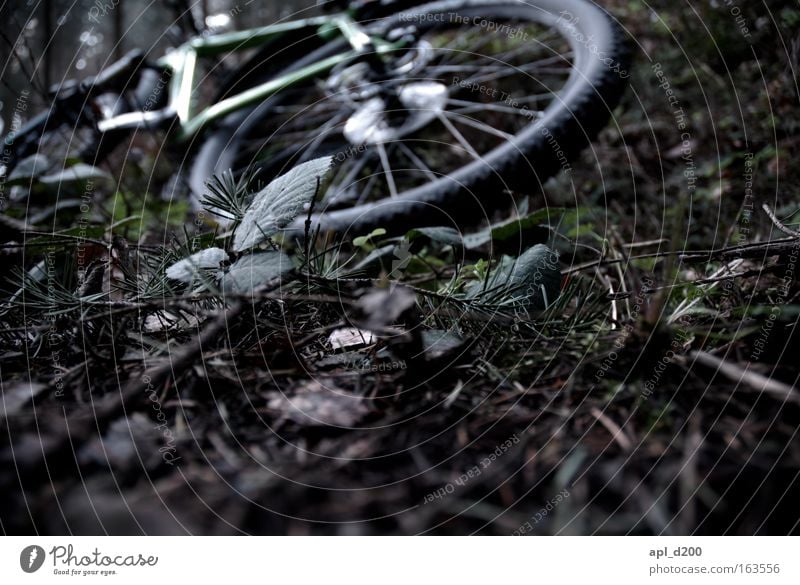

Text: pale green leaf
xmin=467 ymin=244 xmax=561 ymax=310
xmin=165 ymin=248 xmax=229 ymax=283
xmin=232 ymin=157 xmax=332 ymax=252
xmin=7 ymin=154 xmax=50 ymax=184
xmin=221 ymin=251 xmax=294 ymax=294
xmin=39 ymin=163 xmax=113 ymax=186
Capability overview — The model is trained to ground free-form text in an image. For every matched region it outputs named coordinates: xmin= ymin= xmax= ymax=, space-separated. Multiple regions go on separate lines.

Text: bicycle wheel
xmin=190 ymin=0 xmax=630 ymax=236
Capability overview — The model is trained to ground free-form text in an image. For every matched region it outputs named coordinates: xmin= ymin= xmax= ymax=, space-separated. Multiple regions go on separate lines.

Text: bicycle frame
xmin=102 ymin=12 xmax=401 ymax=143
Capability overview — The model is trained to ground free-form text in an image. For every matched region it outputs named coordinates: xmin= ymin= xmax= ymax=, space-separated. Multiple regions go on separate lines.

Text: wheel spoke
xmin=436 ymin=112 xmax=482 ymax=162
xmin=436 ymin=30 xmax=501 ymax=66
xmin=398 ymin=142 xmax=437 ymax=180
xmin=296 ymin=112 xmax=347 ymax=164
xmin=458 ymin=63 xmax=572 ymax=88
xmin=268 ymin=102 xmax=338 ymax=114
xmin=447 ymin=92 xmax=554 ymax=118
xmin=326 ymin=149 xmax=374 ymax=203
xmin=435 ymin=48 xmax=572 ymax=80
xmin=447 ymin=98 xmax=544 ymax=118
xmin=445 ymin=111 xmax=514 ymax=140
xmin=376 ymin=141 xmax=399 ymax=199
xmin=357 ymin=170 xmax=381 ymax=205
xmin=437 ymin=26 xmax=562 ymax=67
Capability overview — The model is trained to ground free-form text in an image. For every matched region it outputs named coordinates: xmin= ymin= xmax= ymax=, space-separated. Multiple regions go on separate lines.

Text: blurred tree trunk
xmin=113 ymin=0 xmax=124 ymax=59
xmin=42 ymin=0 xmax=52 ymax=89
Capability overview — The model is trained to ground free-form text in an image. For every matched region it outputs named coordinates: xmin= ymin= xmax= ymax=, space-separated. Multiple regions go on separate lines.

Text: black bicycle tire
xmin=190 ymin=0 xmax=631 ymax=236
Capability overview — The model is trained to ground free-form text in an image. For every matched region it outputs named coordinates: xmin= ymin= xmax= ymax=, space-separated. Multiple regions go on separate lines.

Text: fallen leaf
xmin=165 ymin=247 xmax=228 ymax=283
xmin=421 ymin=329 xmax=465 ymax=360
xmin=467 ymin=244 xmax=561 ymax=310
xmin=328 ymin=328 xmax=376 ymax=350
xmin=0 ymin=382 xmax=47 ymax=418
xmin=78 ymin=413 xmax=164 ymax=470
xmin=143 ymin=310 xmax=203 ymax=333
xmin=7 ymin=154 xmax=50 ymax=184
xmin=221 ymin=250 xmax=293 ymax=295
xmin=266 ymin=380 xmax=369 ymax=428
xmin=354 ymin=286 xmax=416 ymax=330
xmin=39 ymin=163 xmax=113 ymax=186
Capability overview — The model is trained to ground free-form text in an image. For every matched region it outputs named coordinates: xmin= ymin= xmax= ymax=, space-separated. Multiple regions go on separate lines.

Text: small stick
xmin=762 ymin=203 xmax=800 ymax=238
xmin=590 ymin=407 xmax=633 ymax=451
xmin=690 ymin=350 xmax=800 ymax=404
xmin=302 ymin=177 xmax=321 ymax=270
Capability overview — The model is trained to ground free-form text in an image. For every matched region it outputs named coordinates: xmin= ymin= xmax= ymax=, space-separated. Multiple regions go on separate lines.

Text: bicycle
xmin=2 ymin=0 xmax=630 ymax=236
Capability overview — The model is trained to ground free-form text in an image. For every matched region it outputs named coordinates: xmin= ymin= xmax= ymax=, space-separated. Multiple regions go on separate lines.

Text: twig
xmin=590 ymin=407 xmax=633 ymax=451
xmin=669 ymin=259 xmax=743 ymax=324
xmin=563 ymin=236 xmax=800 ymax=275
xmin=678 ymin=236 xmax=800 ymax=262
xmin=21 ymin=231 xmax=110 ymax=247
xmin=302 ymin=177 xmax=320 ymax=269
xmin=762 ymin=203 xmax=800 ymax=238
xmin=691 ymin=264 xmax=786 ymax=285
xmin=678 ymin=414 xmax=702 ymax=534
xmin=0 ymin=26 xmax=47 ymax=99
xmin=690 ymin=350 xmax=800 ymax=404
xmin=0 ymin=214 xmax=33 ymax=235
xmin=623 ymin=238 xmax=668 ymax=249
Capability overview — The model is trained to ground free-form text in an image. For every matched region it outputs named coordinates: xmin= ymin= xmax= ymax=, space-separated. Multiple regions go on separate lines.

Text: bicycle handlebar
xmin=1 ymin=50 xmax=160 ymax=176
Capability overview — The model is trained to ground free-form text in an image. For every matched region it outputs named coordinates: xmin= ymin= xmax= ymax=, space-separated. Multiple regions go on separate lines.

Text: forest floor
xmin=1 ymin=0 xmax=800 ymax=534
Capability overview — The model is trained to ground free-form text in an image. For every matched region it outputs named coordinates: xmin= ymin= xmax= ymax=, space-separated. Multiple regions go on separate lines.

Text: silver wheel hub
xmin=343 ymin=81 xmax=448 ymax=145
